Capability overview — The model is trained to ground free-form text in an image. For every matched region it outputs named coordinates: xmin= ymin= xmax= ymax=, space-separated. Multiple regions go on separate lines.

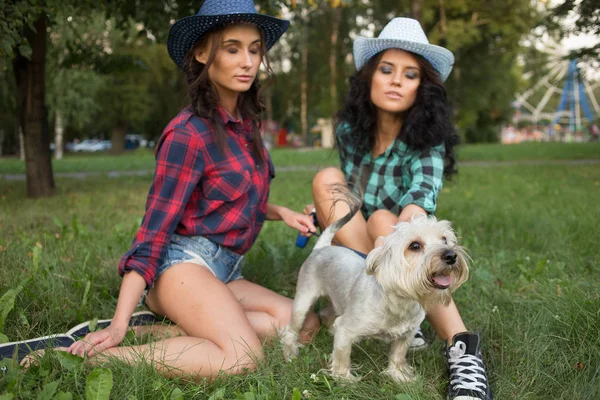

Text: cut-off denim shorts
xmin=140 ymin=234 xmax=245 ymax=306
xmin=157 ymin=233 xmax=245 ymax=283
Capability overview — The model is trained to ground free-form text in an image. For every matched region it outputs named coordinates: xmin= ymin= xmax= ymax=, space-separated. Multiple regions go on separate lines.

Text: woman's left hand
xmin=281 ymin=208 xmax=317 ymax=236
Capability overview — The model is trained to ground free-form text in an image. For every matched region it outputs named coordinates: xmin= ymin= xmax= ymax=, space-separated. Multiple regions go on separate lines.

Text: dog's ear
xmin=367 ymin=235 xmax=392 ymax=275
xmin=366 ymin=245 xmax=384 ymax=275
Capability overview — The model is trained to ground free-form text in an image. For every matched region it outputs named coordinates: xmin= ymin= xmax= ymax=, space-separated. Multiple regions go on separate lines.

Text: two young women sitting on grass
xmin=1 ymin=1 xmax=492 ymax=398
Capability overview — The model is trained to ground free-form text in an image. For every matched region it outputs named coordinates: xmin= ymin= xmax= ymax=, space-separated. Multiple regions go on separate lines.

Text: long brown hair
xmin=182 ymin=24 xmax=272 ymax=163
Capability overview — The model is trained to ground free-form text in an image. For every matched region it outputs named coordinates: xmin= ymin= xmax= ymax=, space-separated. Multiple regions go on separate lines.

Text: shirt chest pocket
xmin=202 ymin=170 xmax=252 ymax=202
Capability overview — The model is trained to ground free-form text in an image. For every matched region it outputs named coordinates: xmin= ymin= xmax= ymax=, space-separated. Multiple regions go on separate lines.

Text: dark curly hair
xmin=335 ymin=51 xmax=459 ymax=177
xmin=182 ymin=24 xmax=271 ymax=163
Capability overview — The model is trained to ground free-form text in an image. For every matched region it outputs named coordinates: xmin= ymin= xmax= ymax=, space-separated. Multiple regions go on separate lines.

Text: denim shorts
xmin=157 ymin=233 xmax=246 ymax=283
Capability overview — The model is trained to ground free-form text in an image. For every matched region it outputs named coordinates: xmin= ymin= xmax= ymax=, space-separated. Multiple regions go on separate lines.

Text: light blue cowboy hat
xmin=353 ymin=17 xmax=454 ymax=81
xmin=167 ymin=0 xmax=290 ymax=69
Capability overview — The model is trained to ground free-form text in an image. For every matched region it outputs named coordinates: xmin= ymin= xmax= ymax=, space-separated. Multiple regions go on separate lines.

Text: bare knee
xmin=222 ymin=344 xmax=265 ymax=375
xmin=221 ymin=339 xmax=265 ymax=375
xmin=312 ymin=167 xmax=345 ymax=195
xmin=367 ymin=209 xmax=398 ymax=239
xmin=270 ymin=301 xmax=293 ymax=328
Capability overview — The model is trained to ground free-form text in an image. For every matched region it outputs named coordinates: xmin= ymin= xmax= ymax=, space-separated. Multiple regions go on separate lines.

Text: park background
xmin=1 ymin=0 xmax=599 ymax=399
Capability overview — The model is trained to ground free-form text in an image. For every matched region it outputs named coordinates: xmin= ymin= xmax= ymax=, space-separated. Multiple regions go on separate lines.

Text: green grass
xmin=1 ymin=152 xmax=600 ymax=399
xmin=1 ymin=142 xmax=600 ymax=174
xmin=456 ymin=141 xmax=600 ymax=162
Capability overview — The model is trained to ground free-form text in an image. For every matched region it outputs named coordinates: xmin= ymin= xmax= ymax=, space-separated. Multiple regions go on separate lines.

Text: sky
xmin=547 ymin=0 xmax=599 ymax=53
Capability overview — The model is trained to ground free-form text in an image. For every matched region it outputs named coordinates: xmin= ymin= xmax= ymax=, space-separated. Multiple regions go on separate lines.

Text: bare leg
xmin=131 ymin=324 xmax=186 ymax=339
xmin=365 ymin=209 xmax=397 ymax=240
xmin=136 ymin=279 xmax=321 ymax=344
xmin=312 ymin=168 xmax=372 ymax=253
xmin=20 ymin=265 xmax=261 ymax=380
xmin=227 ymin=279 xmax=320 ymax=343
xmin=107 ymin=262 xmax=265 ymax=379
xmin=424 ymin=300 xmax=467 ymax=343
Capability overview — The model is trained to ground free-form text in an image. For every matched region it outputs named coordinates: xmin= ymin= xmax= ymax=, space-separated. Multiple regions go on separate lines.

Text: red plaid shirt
xmin=118 ymin=106 xmax=274 ymax=288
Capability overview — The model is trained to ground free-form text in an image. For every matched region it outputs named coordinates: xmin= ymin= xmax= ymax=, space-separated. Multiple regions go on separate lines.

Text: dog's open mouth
xmin=431 ymin=271 xmax=453 ymax=289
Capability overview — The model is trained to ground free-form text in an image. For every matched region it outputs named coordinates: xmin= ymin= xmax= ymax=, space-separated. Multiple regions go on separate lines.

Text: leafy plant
xmin=0 ymin=279 xmax=28 ymax=343
xmin=85 ymin=368 xmax=113 ymax=400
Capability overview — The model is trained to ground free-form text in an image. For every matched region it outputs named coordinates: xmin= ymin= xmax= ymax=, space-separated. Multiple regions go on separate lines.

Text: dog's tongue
xmin=433 ymin=273 xmax=453 ymax=288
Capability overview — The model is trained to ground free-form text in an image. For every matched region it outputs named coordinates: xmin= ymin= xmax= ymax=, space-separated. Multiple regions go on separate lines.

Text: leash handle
xmin=295 ymin=211 xmax=318 ymax=248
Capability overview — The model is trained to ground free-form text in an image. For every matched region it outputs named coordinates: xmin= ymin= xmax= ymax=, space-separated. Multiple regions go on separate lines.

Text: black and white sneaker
xmin=0 ymin=335 xmax=75 ymax=364
xmin=67 ymin=310 xmax=158 ymax=338
xmin=409 ymin=326 xmax=428 ymax=350
xmin=446 ymin=332 xmax=493 ymax=400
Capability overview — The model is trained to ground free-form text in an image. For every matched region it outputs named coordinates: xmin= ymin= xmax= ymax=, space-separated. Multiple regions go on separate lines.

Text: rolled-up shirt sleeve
xmin=399 ymin=145 xmax=445 ymax=214
xmin=118 ymin=124 xmax=205 ymax=288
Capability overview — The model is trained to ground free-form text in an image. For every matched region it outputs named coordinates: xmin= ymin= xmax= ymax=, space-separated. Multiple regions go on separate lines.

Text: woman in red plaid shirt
xmin=65 ymin=0 xmax=320 ymax=379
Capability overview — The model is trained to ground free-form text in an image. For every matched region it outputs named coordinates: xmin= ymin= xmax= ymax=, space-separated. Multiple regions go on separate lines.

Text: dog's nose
xmin=442 ymin=250 xmax=457 ymax=265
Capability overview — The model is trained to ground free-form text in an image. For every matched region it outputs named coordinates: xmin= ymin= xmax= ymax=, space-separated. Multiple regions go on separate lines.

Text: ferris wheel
xmin=513 ymin=39 xmax=600 ymax=137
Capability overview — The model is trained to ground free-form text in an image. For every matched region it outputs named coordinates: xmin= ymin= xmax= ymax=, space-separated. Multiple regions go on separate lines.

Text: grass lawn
xmin=1 ymin=141 xmax=600 ymax=174
xmin=0 ymin=148 xmax=599 ymax=399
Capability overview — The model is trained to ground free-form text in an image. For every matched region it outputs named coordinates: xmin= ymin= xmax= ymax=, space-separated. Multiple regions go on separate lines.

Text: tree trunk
xmin=18 ymin=126 xmax=25 ymax=161
xmin=411 ymin=0 xmax=423 ymax=23
xmin=300 ymin=9 xmax=309 ymax=146
xmin=55 ymin=110 xmax=64 ymax=160
xmin=110 ymin=120 xmax=128 ymax=155
xmin=329 ymin=6 xmax=341 ymax=117
xmin=14 ymin=15 xmax=55 ymax=198
xmin=438 ymin=0 xmax=447 ymax=46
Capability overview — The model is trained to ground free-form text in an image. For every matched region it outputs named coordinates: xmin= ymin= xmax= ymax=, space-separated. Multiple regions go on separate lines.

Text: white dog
xmin=281 ymin=193 xmax=469 ymax=383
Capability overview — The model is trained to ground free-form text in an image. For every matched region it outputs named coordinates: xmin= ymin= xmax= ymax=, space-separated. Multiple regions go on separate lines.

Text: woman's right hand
xmin=67 ymin=322 xmax=127 ymax=357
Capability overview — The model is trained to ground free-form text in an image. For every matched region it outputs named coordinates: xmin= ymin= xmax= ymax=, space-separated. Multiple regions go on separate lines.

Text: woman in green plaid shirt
xmin=303 ymin=18 xmax=493 ymax=400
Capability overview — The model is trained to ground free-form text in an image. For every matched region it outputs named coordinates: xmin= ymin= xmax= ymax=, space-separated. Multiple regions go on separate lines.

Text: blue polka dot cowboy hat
xmin=167 ymin=0 xmax=290 ymax=69
xmin=353 ymin=17 xmax=454 ymax=81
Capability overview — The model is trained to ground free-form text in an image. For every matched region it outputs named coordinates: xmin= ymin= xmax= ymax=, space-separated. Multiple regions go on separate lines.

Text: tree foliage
xmin=0 ymin=0 xmax=585 ymax=176
xmin=546 ymin=0 xmax=600 ymax=64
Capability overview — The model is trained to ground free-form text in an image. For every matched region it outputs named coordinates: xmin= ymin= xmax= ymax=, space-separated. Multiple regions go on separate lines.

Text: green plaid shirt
xmin=337 ymin=125 xmax=445 ymax=219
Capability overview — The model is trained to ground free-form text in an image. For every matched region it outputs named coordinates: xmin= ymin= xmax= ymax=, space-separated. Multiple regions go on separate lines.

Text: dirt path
xmin=1 ymin=159 xmax=599 ymax=181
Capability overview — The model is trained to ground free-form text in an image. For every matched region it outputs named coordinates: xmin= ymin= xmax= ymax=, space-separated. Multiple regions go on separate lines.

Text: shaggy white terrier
xmin=281 ymin=192 xmax=469 ymax=383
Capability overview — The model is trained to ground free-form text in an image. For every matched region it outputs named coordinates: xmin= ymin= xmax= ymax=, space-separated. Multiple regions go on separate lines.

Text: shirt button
xmin=245 ymin=144 xmax=248 ymax=147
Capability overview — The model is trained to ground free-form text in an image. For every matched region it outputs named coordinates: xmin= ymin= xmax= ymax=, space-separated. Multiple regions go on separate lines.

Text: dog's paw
xmin=331 ymin=370 xmax=362 ymax=383
xmin=282 ymin=343 xmax=301 ymax=362
xmin=383 ymin=364 xmax=415 ymax=383
xmin=279 ymin=326 xmax=301 ymax=361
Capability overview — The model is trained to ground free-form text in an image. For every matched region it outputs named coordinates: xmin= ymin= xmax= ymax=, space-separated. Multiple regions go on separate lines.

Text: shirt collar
xmin=368 ymin=138 xmax=407 ymax=161
xmin=391 ymin=138 xmax=408 ymax=155
xmin=217 ymin=106 xmax=241 ymax=125
xmin=217 ymin=105 xmax=254 ymax=134
xmin=218 ymin=105 xmax=254 ymax=126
